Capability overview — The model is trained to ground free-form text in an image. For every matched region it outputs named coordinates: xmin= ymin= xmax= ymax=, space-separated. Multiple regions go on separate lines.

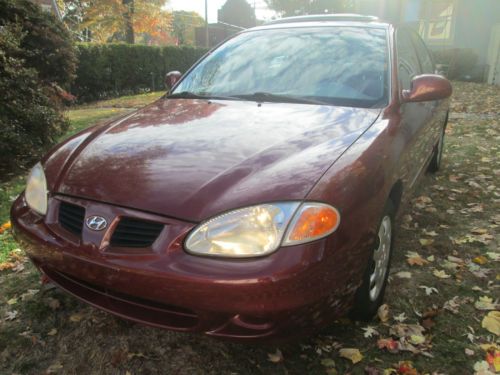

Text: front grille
xmin=110 ymin=217 xmax=164 ymax=248
xmin=58 ymin=202 xmax=85 ymax=235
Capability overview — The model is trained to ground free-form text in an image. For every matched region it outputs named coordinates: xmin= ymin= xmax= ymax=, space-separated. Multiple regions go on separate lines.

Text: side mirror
xmin=165 ymin=71 xmax=182 ymax=90
xmin=402 ymin=74 xmax=452 ymax=103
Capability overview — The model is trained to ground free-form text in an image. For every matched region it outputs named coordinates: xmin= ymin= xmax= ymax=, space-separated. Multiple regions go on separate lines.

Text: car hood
xmin=53 ymin=99 xmax=380 ymax=221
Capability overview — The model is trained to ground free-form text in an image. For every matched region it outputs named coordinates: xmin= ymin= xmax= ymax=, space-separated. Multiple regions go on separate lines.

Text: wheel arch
xmin=388 ymin=179 xmax=403 ymax=213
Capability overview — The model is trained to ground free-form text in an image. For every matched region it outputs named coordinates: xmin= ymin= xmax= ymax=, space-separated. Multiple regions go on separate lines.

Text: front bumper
xmin=11 ymin=193 xmax=360 ymax=341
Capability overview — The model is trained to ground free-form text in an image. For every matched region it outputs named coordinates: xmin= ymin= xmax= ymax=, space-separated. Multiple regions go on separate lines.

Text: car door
xmin=410 ymin=30 xmax=449 ymax=153
xmin=396 ymin=28 xmax=434 ymax=190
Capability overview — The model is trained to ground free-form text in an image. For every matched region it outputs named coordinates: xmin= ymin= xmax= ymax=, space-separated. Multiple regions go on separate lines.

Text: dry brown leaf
xmin=482 ymin=311 xmax=500 ymax=336
xmin=395 ymin=271 xmax=412 ymax=279
xmin=69 ymin=313 xmax=84 ymax=323
xmin=433 ymin=269 xmax=451 ymax=279
xmin=339 ymin=348 xmax=363 ymax=364
xmin=377 ymin=304 xmax=390 ymax=323
xmin=377 ymin=338 xmax=399 ymax=353
xmin=419 ymin=238 xmax=434 ymax=246
xmin=267 ymin=349 xmax=284 ymax=363
xmin=473 ymin=256 xmax=489 ymax=265
xmin=47 ymin=328 xmax=58 ymax=336
xmin=475 ymin=296 xmax=498 ymax=311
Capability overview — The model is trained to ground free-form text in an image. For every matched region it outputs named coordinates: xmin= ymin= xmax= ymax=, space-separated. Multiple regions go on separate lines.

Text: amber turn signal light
xmin=284 ymin=203 xmax=340 ymax=245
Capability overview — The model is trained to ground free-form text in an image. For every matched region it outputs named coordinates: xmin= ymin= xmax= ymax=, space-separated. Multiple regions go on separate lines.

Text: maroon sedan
xmin=11 ymin=14 xmax=451 ymax=341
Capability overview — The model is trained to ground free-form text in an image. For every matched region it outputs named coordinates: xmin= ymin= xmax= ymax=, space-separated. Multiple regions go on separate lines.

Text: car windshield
xmin=173 ymin=26 xmax=389 ymax=108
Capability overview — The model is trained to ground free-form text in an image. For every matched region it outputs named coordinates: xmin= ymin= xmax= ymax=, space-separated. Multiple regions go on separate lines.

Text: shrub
xmin=73 ymin=43 xmax=208 ymax=101
xmin=0 ymin=0 xmax=76 ymax=175
xmin=432 ymin=48 xmax=481 ymax=81
xmin=0 ymin=0 xmax=77 ymax=87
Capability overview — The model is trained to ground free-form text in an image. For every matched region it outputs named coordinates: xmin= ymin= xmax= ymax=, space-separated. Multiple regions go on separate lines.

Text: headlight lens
xmin=185 ymin=202 xmax=340 ymax=258
xmin=25 ymin=162 xmax=48 ymax=215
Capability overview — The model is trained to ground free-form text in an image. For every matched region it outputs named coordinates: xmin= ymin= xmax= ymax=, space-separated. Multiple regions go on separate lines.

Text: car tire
xmin=428 ymin=115 xmax=448 ymax=173
xmin=350 ymin=200 xmax=395 ymax=321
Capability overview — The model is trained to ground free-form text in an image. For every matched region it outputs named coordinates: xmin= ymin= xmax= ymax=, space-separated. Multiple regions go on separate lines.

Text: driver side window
xmin=396 ymin=29 xmax=422 ymax=90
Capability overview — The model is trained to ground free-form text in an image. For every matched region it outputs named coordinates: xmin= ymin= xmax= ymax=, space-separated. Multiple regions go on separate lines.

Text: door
xmin=410 ymin=29 xmax=448 ymax=156
xmin=396 ymin=28 xmax=435 ymax=189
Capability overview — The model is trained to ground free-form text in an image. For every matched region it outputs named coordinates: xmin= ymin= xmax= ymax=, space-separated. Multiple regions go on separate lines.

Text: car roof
xmin=266 ymin=14 xmax=381 ymax=24
xmin=251 ymin=14 xmax=390 ymax=31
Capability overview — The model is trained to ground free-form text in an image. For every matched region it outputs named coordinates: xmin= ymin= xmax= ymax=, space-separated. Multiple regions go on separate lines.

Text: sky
xmin=165 ymin=0 xmax=277 ymax=23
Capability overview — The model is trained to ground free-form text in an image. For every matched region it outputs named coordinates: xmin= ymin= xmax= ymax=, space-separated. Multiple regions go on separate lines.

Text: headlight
xmin=185 ymin=202 xmax=340 ymax=258
xmin=25 ymin=162 xmax=48 ymax=215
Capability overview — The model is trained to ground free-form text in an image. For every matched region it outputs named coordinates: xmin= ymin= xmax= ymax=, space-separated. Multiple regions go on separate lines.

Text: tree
xmin=218 ymin=0 xmax=256 ymax=28
xmin=172 ymin=11 xmax=205 ymax=46
xmin=264 ymin=0 xmax=354 ymax=17
xmin=122 ymin=0 xmax=135 ymax=44
xmin=59 ymin=0 xmax=172 ymax=44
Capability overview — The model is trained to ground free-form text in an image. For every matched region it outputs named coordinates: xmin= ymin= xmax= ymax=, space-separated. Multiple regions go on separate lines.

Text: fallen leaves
xmin=267 ymin=349 xmax=284 ymax=363
xmin=419 ymin=238 xmax=434 ymax=246
xmin=5 ymin=310 xmax=18 ymax=321
xmin=0 ymin=248 xmax=27 ymax=272
xmin=481 ymin=311 xmax=500 ymax=335
xmin=69 ymin=313 xmax=85 ymax=323
xmin=47 ymin=328 xmax=58 ymax=336
xmin=376 ymin=323 xmax=431 ymax=356
xmin=418 ymin=285 xmax=438 ymax=296
xmin=338 ymin=348 xmax=363 ymax=364
xmin=475 ymin=296 xmax=499 ymax=311
xmin=486 ymin=252 xmax=500 ymax=261
xmin=362 ymin=326 xmax=379 ymax=338
xmin=395 ymin=271 xmax=412 ymax=279
xmin=378 ymin=304 xmax=390 ymax=323
xmin=0 ymin=221 xmax=11 ymax=234
xmin=406 ymin=251 xmax=428 ymax=267
xmin=377 ymin=338 xmax=399 ymax=353
xmin=473 ymin=255 xmax=489 ymax=265
xmin=483 ymin=344 xmax=500 ymax=372
xmin=433 ymin=269 xmax=451 ymax=279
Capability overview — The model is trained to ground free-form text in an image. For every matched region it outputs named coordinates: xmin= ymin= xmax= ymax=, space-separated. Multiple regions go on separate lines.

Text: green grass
xmin=64 ymin=107 xmax=133 ymax=137
xmin=79 ymin=91 xmax=165 ymax=109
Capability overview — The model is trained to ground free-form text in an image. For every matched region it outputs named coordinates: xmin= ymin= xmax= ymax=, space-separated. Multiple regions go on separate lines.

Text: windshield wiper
xmin=233 ymin=92 xmax=328 ymax=105
xmin=166 ymin=91 xmax=240 ymax=101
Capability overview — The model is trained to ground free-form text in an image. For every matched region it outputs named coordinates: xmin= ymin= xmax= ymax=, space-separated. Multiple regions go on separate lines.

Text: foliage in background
xmin=58 ymin=0 xmax=174 ymax=45
xmin=218 ymin=0 xmax=256 ymax=28
xmin=264 ymin=0 xmax=354 ymax=17
xmin=433 ymin=48 xmax=484 ymax=82
xmin=73 ymin=43 xmax=207 ymax=101
xmin=0 ymin=0 xmax=76 ymax=176
xmin=172 ymin=11 xmax=205 ymax=46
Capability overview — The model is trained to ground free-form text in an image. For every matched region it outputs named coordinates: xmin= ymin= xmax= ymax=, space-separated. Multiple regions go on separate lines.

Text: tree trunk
xmin=122 ymin=0 xmax=135 ymax=44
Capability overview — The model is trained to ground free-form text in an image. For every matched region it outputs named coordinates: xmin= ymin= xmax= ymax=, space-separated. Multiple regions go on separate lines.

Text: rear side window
xmin=410 ymin=32 xmax=435 ymax=74
xmin=396 ymin=29 xmax=422 ymax=90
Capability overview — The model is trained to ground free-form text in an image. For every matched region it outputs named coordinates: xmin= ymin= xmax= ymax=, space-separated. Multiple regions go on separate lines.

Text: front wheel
xmin=350 ymin=201 xmax=395 ymax=321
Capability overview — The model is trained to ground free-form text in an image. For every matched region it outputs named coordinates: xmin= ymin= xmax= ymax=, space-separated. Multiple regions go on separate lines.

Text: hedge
xmin=0 ymin=0 xmax=75 ymax=175
xmin=73 ymin=44 xmax=208 ymax=102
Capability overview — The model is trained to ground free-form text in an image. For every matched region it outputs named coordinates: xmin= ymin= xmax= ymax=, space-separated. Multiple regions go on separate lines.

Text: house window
xmin=419 ymin=0 xmax=456 ymax=45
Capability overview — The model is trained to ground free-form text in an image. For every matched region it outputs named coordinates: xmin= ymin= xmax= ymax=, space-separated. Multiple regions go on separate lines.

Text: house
xmin=195 ymin=22 xmax=243 ymax=48
xmin=354 ymin=0 xmax=500 ymax=84
xmin=195 ymin=0 xmax=256 ymax=48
